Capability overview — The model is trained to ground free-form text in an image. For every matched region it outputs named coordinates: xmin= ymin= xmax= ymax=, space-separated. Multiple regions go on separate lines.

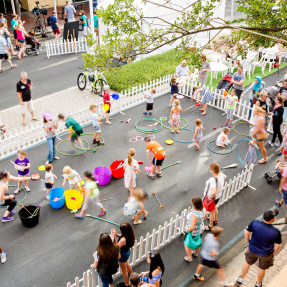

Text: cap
xmin=103 ymin=85 xmax=110 ymax=91
xmin=263 ymin=209 xmax=279 ymax=221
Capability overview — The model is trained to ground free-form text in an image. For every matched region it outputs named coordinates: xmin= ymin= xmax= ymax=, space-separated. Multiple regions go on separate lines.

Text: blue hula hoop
xmin=207 ymin=140 xmax=233 ymax=155
xmin=235 ymin=138 xmax=259 ymax=166
xmin=169 ymin=128 xmax=195 ymax=144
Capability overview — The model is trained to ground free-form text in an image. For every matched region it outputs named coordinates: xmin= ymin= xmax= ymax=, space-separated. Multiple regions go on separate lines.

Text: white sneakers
xmin=1 ymin=252 xmax=6 ymax=264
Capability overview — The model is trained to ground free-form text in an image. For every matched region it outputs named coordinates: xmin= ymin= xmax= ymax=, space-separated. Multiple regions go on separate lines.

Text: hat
xmin=103 ymin=85 xmax=110 ymax=91
xmin=263 ymin=209 xmax=279 ymax=221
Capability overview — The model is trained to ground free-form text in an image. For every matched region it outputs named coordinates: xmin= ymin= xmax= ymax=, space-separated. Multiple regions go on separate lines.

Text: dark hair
xmin=84 ymin=171 xmax=95 ymax=181
xmin=191 ymin=197 xmax=203 ymax=211
xmin=130 ymin=273 xmax=140 ymax=287
xmin=145 ymin=136 xmax=151 ymax=142
xmin=97 ymin=233 xmax=119 ymax=265
xmin=284 ymin=79 xmax=287 ymax=83
xmin=58 ymin=113 xmax=65 ymax=119
xmin=211 ymin=226 xmax=223 ymax=237
xmin=0 ymin=170 xmax=8 ymax=180
xmin=45 ymin=164 xmax=53 ymax=172
xmin=43 ymin=116 xmax=48 ymax=123
xmin=119 ymin=222 xmax=135 ymax=249
xmin=148 ymin=250 xmax=165 ymax=279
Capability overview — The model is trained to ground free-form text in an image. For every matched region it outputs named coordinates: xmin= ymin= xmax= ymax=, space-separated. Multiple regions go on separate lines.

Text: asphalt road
xmin=0 ymin=93 xmax=285 ymax=287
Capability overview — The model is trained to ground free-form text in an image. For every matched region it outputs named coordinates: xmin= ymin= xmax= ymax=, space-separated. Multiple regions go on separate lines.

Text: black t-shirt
xmin=16 ymin=79 xmax=32 ymax=102
xmin=258 ymin=99 xmax=268 ymax=113
xmin=279 ymin=86 xmax=287 ymax=107
xmin=273 ymin=105 xmax=284 ymax=125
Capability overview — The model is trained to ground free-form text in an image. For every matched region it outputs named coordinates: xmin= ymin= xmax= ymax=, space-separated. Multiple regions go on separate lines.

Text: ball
xmin=213 ymin=127 xmax=216 ymax=130
xmin=221 ymin=125 xmax=223 ymax=127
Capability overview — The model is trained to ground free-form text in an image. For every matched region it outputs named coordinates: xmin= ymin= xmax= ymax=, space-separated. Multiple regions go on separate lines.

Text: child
xmin=278 ymin=128 xmax=287 ymax=159
xmin=58 ymin=113 xmax=84 ymax=148
xmin=216 ymin=128 xmax=230 ymax=148
xmin=124 ymin=188 xmax=148 ymax=225
xmin=130 ymin=273 xmax=140 ymax=287
xmin=245 ymin=138 xmax=258 ymax=166
xmin=171 ymin=93 xmax=178 ymax=107
xmin=169 ymin=77 xmax=182 ymax=107
xmin=75 ymin=171 xmax=106 ymax=219
xmin=221 ymin=88 xmax=238 ymax=128
xmin=140 ymin=250 xmax=165 ymax=287
xmin=14 ymin=149 xmax=30 ymax=194
xmin=275 ymin=159 xmax=285 ymax=208
xmin=62 ymin=166 xmax=82 ymax=190
xmin=193 ymin=227 xmax=234 ymax=287
xmin=124 ymin=148 xmax=140 ymax=197
xmin=193 ymin=119 xmax=204 ymax=150
xmin=169 ymin=99 xmax=182 ymax=134
xmin=103 ymin=85 xmax=112 ymax=124
xmin=45 ymin=164 xmax=57 ymax=200
xmin=90 ymin=104 xmax=104 ymax=145
xmin=143 ymin=88 xmax=156 ymax=115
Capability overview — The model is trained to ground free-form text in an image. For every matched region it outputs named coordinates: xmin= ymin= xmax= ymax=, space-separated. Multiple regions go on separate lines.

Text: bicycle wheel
xmin=94 ymin=78 xmax=107 ymax=97
xmin=77 ymin=73 xmax=87 ymax=91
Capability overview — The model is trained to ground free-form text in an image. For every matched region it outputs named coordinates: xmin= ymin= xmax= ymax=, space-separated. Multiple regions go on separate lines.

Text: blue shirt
xmin=176 ymin=64 xmax=190 ymax=77
xmin=49 ymin=15 xmax=58 ymax=30
xmin=200 ymin=233 xmax=219 ymax=261
xmin=91 ymin=112 xmax=100 ymax=128
xmin=93 ymin=15 xmax=98 ymax=28
xmin=64 ymin=4 xmax=75 ymax=19
xmin=11 ymin=19 xmax=17 ymax=32
xmin=0 ymin=36 xmax=7 ymax=54
xmin=170 ymin=82 xmax=179 ymax=94
xmin=81 ymin=15 xmax=87 ymax=27
xmin=247 ymin=220 xmax=282 ymax=256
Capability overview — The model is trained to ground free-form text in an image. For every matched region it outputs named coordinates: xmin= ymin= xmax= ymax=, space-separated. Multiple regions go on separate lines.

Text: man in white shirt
xmin=64 ymin=1 xmax=76 ymax=22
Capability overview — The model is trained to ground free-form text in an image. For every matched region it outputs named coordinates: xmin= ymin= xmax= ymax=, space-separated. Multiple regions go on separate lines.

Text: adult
xmin=49 ymin=11 xmax=61 ymax=41
xmin=93 ymin=10 xmax=99 ymax=37
xmin=278 ymin=79 xmax=287 ymax=129
xmin=64 ymin=1 xmax=76 ymax=23
xmin=252 ymin=107 xmax=267 ymax=164
xmin=255 ymin=90 xmax=268 ymax=115
xmin=235 ymin=209 xmax=281 ymax=287
xmin=0 ymin=170 xmax=31 ymax=222
xmin=79 ymin=10 xmax=88 ymax=38
xmin=16 ymin=21 xmax=29 ymax=59
xmin=231 ymin=65 xmax=245 ymax=103
xmin=10 ymin=14 xmax=18 ymax=51
xmin=242 ymin=76 xmax=265 ymax=119
xmin=91 ymin=233 xmax=120 ymax=287
xmin=145 ymin=136 xmax=166 ymax=179
xmin=175 ymin=60 xmax=193 ymax=85
xmin=0 ymin=13 xmax=7 ymax=24
xmin=198 ymin=54 xmax=210 ymax=86
xmin=43 ymin=112 xmax=60 ymax=165
xmin=191 ymin=86 xmax=213 ymax=116
xmin=115 ymin=222 xmax=135 ymax=287
xmin=279 ymin=165 xmax=287 ymax=220
xmin=0 ymin=22 xmax=17 ymax=56
xmin=204 ymin=163 xmax=227 ymax=231
xmin=0 ymin=35 xmax=17 ymax=72
xmin=184 ymin=197 xmax=207 ymax=262
xmin=16 ymin=71 xmax=38 ymax=126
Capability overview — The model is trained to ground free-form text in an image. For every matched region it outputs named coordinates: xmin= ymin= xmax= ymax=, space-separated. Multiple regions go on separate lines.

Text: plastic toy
xmin=152 ymin=191 xmax=165 ymax=209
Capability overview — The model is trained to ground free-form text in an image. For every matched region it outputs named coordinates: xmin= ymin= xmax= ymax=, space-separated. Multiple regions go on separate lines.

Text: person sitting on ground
xmin=216 ymin=128 xmax=230 ymax=148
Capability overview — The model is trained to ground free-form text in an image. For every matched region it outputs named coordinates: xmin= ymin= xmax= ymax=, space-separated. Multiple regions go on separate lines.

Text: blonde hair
xmin=151 ymin=88 xmax=156 ymax=94
xmin=222 ymin=127 xmax=230 ymax=134
xmin=210 ymin=162 xmax=220 ymax=174
xmin=90 ymin=104 xmax=97 ymax=110
xmin=195 ymin=119 xmax=202 ymax=126
xmin=172 ymin=93 xmax=178 ymax=99
xmin=171 ymin=77 xmax=176 ymax=84
xmin=17 ymin=149 xmax=27 ymax=156
xmin=254 ymin=106 xmax=266 ymax=116
xmin=63 ymin=166 xmax=72 ymax=174
xmin=211 ymin=226 xmax=223 ymax=237
xmin=133 ymin=188 xmax=146 ymax=201
xmin=174 ymin=99 xmax=180 ymax=106
xmin=128 ymin=148 xmax=136 ymax=166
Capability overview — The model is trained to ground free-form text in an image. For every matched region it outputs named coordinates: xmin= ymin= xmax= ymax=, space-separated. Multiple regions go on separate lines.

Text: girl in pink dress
xmin=169 ymin=99 xmax=182 ymax=134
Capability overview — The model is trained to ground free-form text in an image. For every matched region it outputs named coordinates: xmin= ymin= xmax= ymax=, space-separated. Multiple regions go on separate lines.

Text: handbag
xmin=256 ymin=131 xmax=268 ymax=140
xmin=184 ymin=212 xmax=202 ymax=249
xmin=203 ymin=177 xmax=217 ymax=212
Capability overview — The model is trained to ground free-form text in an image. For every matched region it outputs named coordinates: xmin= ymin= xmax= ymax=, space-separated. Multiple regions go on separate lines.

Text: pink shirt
xmin=282 ymin=167 xmax=287 ymax=190
xmin=16 ymin=29 xmax=24 ymax=41
xmin=103 ymin=92 xmax=111 ymax=108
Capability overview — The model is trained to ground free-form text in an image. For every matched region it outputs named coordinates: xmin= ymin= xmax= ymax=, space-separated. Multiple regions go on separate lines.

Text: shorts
xmin=226 ymin=108 xmax=235 ymax=120
xmin=235 ymin=89 xmax=243 ymax=99
xmin=283 ymin=107 xmax=287 ymax=122
xmin=254 ymin=135 xmax=265 ymax=142
xmin=0 ymin=53 xmax=8 ymax=60
xmin=20 ymin=100 xmax=35 ymax=114
xmin=282 ymin=189 xmax=287 ymax=205
xmin=71 ymin=133 xmax=79 ymax=143
xmin=67 ymin=17 xmax=75 ymax=22
xmin=105 ymin=108 xmax=110 ymax=114
xmin=93 ymin=125 xmax=101 ymax=133
xmin=83 ymin=26 xmax=88 ymax=36
xmin=18 ymin=173 xmax=29 ymax=177
xmin=245 ymin=249 xmax=274 ymax=270
xmin=201 ymin=258 xmax=221 ymax=269
xmin=53 ymin=28 xmax=61 ymax=35
xmin=152 ymin=157 xmax=164 ymax=166
xmin=45 ymin=182 xmax=53 ymax=189
xmin=13 ymin=31 xmax=17 ymax=39
xmin=18 ymin=39 xmax=25 ymax=44
xmin=118 ymin=250 xmax=131 ymax=263
xmin=214 ymin=197 xmax=220 ymax=205
xmin=146 ymin=103 xmax=153 ymax=111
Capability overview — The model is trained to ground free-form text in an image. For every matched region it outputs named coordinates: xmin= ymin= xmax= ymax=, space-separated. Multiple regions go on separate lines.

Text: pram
xmin=264 ymin=163 xmax=284 ymax=184
xmin=216 ymin=73 xmax=233 ymax=92
xmin=25 ymin=35 xmax=42 ymax=55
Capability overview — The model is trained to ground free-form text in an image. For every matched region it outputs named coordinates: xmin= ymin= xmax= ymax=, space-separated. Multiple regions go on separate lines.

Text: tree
xmin=83 ymin=0 xmax=287 ymax=71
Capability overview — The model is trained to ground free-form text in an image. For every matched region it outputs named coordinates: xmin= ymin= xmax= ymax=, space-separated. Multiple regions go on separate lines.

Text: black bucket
xmin=18 ymin=205 xmax=40 ymax=228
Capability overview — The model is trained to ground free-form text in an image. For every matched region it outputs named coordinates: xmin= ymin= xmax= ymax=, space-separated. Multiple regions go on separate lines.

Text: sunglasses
xmin=148 ymin=250 xmax=156 ymax=258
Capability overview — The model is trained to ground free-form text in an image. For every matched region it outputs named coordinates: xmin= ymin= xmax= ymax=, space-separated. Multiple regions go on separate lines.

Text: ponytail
xmin=128 ymin=148 xmax=136 ymax=166
xmin=84 ymin=171 xmax=95 ymax=181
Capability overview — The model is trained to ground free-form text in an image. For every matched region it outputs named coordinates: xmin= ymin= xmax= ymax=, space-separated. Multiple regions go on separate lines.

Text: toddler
xmin=245 ymin=138 xmax=258 ymax=166
xmin=14 ymin=149 xmax=30 ymax=194
xmin=216 ymin=128 xmax=230 ymax=148
xmin=62 ymin=166 xmax=82 ymax=190
xmin=193 ymin=119 xmax=204 ymax=150
xmin=221 ymin=88 xmax=238 ymax=128
xmin=90 ymin=104 xmax=104 ymax=145
xmin=103 ymin=85 xmax=112 ymax=124
xmin=169 ymin=99 xmax=182 ymax=134
xmin=143 ymin=88 xmax=156 ymax=115
xmin=130 ymin=273 xmax=140 ymax=287
xmin=45 ymin=164 xmax=57 ymax=200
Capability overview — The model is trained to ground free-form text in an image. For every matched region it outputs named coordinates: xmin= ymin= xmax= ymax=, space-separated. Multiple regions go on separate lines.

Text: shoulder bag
xmin=184 ymin=211 xmax=202 ymax=249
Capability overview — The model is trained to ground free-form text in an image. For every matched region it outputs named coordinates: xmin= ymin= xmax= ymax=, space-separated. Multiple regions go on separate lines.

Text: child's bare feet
xmin=134 ymin=220 xmax=142 ymax=225
xmin=220 ymin=145 xmax=225 ymax=148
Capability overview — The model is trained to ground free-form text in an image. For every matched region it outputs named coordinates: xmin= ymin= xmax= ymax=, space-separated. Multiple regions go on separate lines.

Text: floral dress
xmin=124 ymin=158 xmax=139 ymax=189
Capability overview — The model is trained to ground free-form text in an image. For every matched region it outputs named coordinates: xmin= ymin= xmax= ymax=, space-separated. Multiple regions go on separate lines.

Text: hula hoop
xmin=135 ymin=118 xmax=163 ymax=133
xmin=129 ymin=136 xmax=144 ymax=143
xmin=235 ymin=138 xmax=259 ymax=165
xmin=0 ymin=186 xmax=27 ymax=208
xmin=56 ymin=139 xmax=89 ymax=156
xmin=74 ymin=133 xmax=104 ymax=151
xmin=208 ymin=140 xmax=233 ymax=155
xmin=147 ymin=134 xmax=155 ymax=140
xmin=232 ymin=122 xmax=253 ymax=137
xmin=169 ymin=128 xmax=195 ymax=144
xmin=159 ymin=117 xmax=188 ymax=130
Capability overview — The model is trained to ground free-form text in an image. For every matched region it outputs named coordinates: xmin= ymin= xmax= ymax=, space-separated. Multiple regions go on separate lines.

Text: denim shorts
xmin=118 ymin=250 xmax=131 ymax=263
xmin=282 ymin=189 xmax=287 ymax=205
xmin=283 ymin=107 xmax=287 ymax=123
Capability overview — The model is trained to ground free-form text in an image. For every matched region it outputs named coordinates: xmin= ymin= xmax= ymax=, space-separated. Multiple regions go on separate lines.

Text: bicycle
xmin=77 ymin=68 xmax=108 ymax=97
xmin=32 ymin=2 xmax=48 ymax=37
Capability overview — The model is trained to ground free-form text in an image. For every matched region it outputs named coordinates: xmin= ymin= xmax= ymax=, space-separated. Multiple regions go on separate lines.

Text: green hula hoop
xmin=135 ymin=118 xmax=163 ymax=133
xmin=232 ymin=122 xmax=253 ymax=137
xmin=56 ymin=139 xmax=89 ymax=156
xmin=0 ymin=186 xmax=27 ymax=208
xmin=169 ymin=128 xmax=195 ymax=143
xmin=159 ymin=116 xmax=188 ymax=130
xmin=208 ymin=140 xmax=233 ymax=155
xmin=236 ymin=138 xmax=259 ymax=166
xmin=74 ymin=133 xmax=104 ymax=151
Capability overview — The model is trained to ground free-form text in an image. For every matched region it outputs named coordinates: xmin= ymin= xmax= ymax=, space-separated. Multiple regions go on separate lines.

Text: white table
xmin=209 ymin=62 xmax=228 ymax=85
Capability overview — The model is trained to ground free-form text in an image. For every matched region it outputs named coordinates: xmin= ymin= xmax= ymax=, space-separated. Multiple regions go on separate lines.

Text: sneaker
xmin=269 ymin=141 xmax=274 ymax=147
xmin=2 ymin=216 xmax=14 ymax=223
xmin=156 ymin=172 xmax=163 ymax=177
xmin=255 ymin=282 xmax=263 ymax=287
xmin=234 ymin=277 xmax=244 ymax=286
xmin=1 ymin=252 xmax=6 ymax=264
xmin=25 ymin=186 xmax=30 ymax=192
xmin=75 ymin=213 xmax=84 ymax=219
xmin=8 ymin=210 xmax=16 ymax=216
xmin=147 ymin=172 xmax=156 ymax=179
xmin=278 ymin=151 xmax=283 ymax=155
xmin=228 ymin=123 xmax=232 ymax=128
xmin=193 ymin=274 xmax=204 ymax=281
xmin=275 ymin=200 xmax=282 ymax=208
xmin=99 ymin=210 xmax=107 ymax=217
xmin=149 ymin=112 xmax=153 ymax=115
xmin=93 ymin=139 xmax=97 ymax=144
xmin=143 ymin=112 xmax=147 ymax=115
xmin=97 ymin=141 xmax=104 ymax=146
xmin=53 ymin=156 xmax=60 ymax=160
xmin=14 ymin=188 xmax=20 ymax=194
xmin=224 ymin=123 xmax=228 ymax=127
xmin=275 ymin=143 xmax=281 ymax=147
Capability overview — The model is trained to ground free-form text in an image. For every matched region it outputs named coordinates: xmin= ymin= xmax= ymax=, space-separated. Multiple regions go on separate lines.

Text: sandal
xmin=201 ymin=112 xmax=207 ymax=116
xmin=205 ymin=225 xmax=212 ymax=231
xmin=184 ymin=256 xmax=193 ymax=262
xmin=192 ymin=251 xmax=198 ymax=257
xmin=213 ymin=221 xmax=218 ymax=225
xmin=11 ymin=64 xmax=17 ymax=69
xmin=32 ymin=118 xmax=39 ymax=121
xmin=22 ymin=122 xmax=27 ymax=126
xmin=0 ymin=69 xmax=3 ymax=73
xmin=199 ymin=109 xmax=204 ymax=111
xmin=171 ymin=130 xmax=174 ymax=134
xmin=17 ymin=55 xmax=21 ymax=60
xmin=258 ymin=159 xmax=267 ymax=164
xmin=176 ymin=131 xmax=180 ymax=134
xmin=134 ymin=220 xmax=142 ymax=225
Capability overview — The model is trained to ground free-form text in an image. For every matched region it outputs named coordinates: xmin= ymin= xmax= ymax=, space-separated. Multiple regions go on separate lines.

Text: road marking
xmin=38 ymin=56 xmax=79 ymax=70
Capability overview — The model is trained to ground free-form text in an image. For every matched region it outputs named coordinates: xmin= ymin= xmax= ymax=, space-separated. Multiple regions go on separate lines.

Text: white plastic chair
xmin=211 ymin=55 xmax=222 ymax=63
xmin=242 ymin=56 xmax=253 ymax=80
xmin=261 ymin=53 xmax=277 ymax=72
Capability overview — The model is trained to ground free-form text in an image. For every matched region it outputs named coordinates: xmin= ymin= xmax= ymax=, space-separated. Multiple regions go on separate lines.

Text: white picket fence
xmin=67 ymin=164 xmax=254 ymax=287
xmin=45 ymin=37 xmax=87 ymax=58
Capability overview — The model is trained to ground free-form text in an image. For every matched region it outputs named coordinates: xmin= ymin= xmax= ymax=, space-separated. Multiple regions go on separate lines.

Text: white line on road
xmin=38 ymin=56 xmax=79 ymax=71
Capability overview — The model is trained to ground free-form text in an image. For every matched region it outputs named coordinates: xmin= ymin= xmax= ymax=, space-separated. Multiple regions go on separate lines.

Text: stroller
xmin=214 ymin=73 xmax=233 ymax=99
xmin=25 ymin=35 xmax=42 ymax=55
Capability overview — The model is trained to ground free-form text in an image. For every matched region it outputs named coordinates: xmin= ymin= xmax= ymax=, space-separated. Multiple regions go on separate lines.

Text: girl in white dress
xmin=216 ymin=128 xmax=230 ymax=148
